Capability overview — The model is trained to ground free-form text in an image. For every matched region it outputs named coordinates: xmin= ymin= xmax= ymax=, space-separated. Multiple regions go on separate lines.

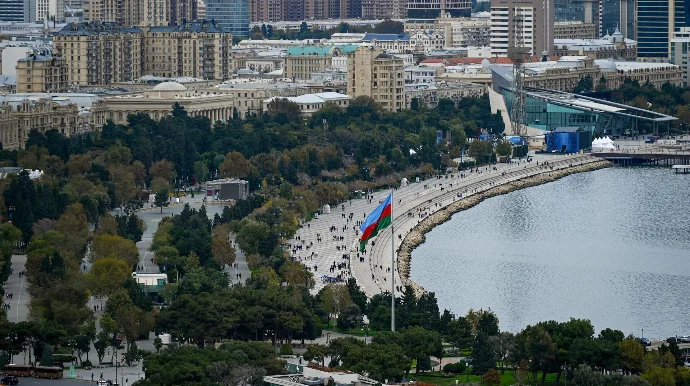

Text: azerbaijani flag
xmin=359 ymin=193 xmax=392 ymax=251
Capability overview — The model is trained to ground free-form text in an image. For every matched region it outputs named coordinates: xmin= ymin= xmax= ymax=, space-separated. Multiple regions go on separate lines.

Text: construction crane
xmin=507 ymin=12 xmax=530 ymax=137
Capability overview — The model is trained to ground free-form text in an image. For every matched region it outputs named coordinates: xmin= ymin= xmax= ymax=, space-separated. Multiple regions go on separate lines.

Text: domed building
xmin=104 ymin=81 xmax=235 ymax=124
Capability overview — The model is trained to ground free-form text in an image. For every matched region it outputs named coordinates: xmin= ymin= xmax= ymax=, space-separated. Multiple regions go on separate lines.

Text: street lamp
xmin=561 ymin=363 xmax=571 ymax=386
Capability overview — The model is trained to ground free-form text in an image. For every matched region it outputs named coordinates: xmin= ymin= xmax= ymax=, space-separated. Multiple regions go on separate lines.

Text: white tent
xmin=591 ymin=137 xmax=616 ymax=152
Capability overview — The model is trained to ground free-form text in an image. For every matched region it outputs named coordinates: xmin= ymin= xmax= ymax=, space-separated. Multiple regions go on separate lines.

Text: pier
xmin=673 ymin=165 xmax=690 ymax=174
xmin=591 ymin=150 xmax=690 ymax=166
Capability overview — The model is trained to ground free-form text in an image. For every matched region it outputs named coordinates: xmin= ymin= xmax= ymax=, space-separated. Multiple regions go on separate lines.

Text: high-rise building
xmin=0 ymin=0 xmax=27 ymax=21
xmin=283 ymin=0 xmax=304 ymax=20
xmin=601 ymin=0 xmax=635 ymax=38
xmin=407 ymin=0 xmax=471 ymax=19
xmin=142 ymin=22 xmax=232 ymax=80
xmin=637 ymin=0 xmax=690 ymax=59
xmin=249 ymin=0 xmax=283 ymax=22
xmin=205 ymin=0 xmax=248 ymax=37
xmin=35 ymin=0 xmax=57 ymax=21
xmin=54 ymin=22 xmax=143 ymax=85
xmin=171 ymin=0 xmax=198 ymax=25
xmin=54 ymin=20 xmax=231 ymax=86
xmin=490 ymin=0 xmax=554 ymax=57
xmin=554 ymin=0 xmax=600 ymax=37
xmin=82 ymin=0 xmax=169 ymax=25
xmin=347 ymin=46 xmax=405 ymax=112
xmin=361 ymin=0 xmax=405 ymax=19
xmin=348 ymin=0 xmax=360 ymax=18
xmin=671 ymin=27 xmax=690 ymax=86
xmin=197 ymin=0 xmax=205 ymax=18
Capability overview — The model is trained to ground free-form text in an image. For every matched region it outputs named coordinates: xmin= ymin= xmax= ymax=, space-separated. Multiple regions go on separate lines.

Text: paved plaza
xmin=288 ymin=153 xmax=600 ymax=297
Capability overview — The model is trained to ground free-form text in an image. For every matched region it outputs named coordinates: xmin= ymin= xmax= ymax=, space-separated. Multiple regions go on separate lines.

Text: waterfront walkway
xmin=288 ymin=154 xmax=600 ymax=297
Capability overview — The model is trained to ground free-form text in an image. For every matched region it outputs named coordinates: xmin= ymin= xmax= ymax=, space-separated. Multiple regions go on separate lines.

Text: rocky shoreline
xmin=397 ymin=160 xmax=613 ymax=296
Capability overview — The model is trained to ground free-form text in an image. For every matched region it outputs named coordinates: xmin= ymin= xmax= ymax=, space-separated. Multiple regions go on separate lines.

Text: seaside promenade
xmin=288 ymin=153 xmax=601 ymax=297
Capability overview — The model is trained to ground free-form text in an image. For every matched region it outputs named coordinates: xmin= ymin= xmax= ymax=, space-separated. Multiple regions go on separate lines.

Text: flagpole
xmin=391 ymin=189 xmax=395 ymax=332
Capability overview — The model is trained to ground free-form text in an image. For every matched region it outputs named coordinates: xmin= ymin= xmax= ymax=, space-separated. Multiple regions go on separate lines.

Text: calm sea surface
xmin=410 ymin=167 xmax=690 ymax=339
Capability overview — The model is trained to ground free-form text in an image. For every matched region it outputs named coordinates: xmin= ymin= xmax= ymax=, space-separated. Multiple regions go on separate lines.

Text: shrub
xmin=280 ymin=344 xmax=293 ymax=355
xmin=443 ymin=361 xmax=467 ymax=374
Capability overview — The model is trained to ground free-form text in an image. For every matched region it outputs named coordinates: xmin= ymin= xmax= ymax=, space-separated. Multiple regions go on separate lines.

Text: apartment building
xmin=54 ymin=22 xmax=144 ymax=86
xmin=490 ymin=0 xmax=554 ymax=57
xmin=170 ymin=0 xmax=199 ymax=25
xmin=347 ymin=46 xmax=405 ymax=112
xmin=554 ymin=21 xmax=597 ymax=40
xmin=54 ymin=20 xmax=231 ymax=86
xmin=249 ymin=0 xmax=284 ymax=22
xmin=361 ymin=0 xmax=405 ymax=19
xmin=15 ymin=53 xmax=68 ymax=93
xmin=142 ymin=22 xmax=232 ymax=80
xmin=82 ymin=0 xmax=169 ymax=26
xmin=405 ymin=17 xmax=490 ymax=48
xmin=285 ymin=45 xmax=357 ymax=80
xmin=407 ymin=0 xmax=471 ymax=18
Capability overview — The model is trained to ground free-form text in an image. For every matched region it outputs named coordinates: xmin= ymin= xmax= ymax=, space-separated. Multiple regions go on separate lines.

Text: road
xmin=2 ymin=254 xmax=30 ymax=323
xmin=288 ymin=153 xmax=600 ymax=297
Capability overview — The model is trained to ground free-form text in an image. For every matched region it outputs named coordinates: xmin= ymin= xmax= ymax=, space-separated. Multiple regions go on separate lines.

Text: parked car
xmin=679 ymin=336 xmax=690 ymax=343
xmin=637 ymin=337 xmax=651 ymax=346
xmin=1 ymin=375 xmax=19 ymax=385
xmin=667 ymin=337 xmax=678 ymax=344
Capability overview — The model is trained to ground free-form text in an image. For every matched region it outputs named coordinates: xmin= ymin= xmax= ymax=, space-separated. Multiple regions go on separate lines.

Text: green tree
xmin=40 ymin=344 xmax=53 ymax=366
xmin=88 ymin=258 xmax=132 ymax=297
xmin=236 ymin=219 xmax=271 ymax=257
xmin=267 ymin=98 xmax=302 ymax=124
xmin=472 ymin=331 xmax=498 ymax=374
xmin=495 ymin=141 xmax=512 ymax=157
xmin=446 ymin=316 xmax=473 ymax=349
xmin=155 ymin=189 xmax=169 ymax=213
xmin=211 ymin=224 xmax=235 ymax=268
xmin=153 ymin=336 xmax=163 ymax=353
xmin=373 ymin=20 xmax=404 ymax=34
xmin=304 ymin=344 xmax=329 ymax=366
xmin=641 ymin=369 xmax=674 ymax=386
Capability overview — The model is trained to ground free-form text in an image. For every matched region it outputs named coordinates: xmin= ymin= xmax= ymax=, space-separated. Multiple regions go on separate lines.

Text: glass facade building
xmin=555 ymin=0 xmax=600 ymax=37
xmin=205 ymin=0 xmax=249 ymax=37
xmin=0 ymin=0 xmax=26 ymax=21
xmin=601 ymin=0 xmax=635 ymax=39
xmin=501 ymin=88 xmax=630 ymax=135
xmin=637 ymin=0 xmax=690 ymax=58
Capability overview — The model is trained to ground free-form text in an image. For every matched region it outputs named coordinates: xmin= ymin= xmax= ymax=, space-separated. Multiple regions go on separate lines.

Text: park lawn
xmin=414 ymin=371 xmax=564 ymax=386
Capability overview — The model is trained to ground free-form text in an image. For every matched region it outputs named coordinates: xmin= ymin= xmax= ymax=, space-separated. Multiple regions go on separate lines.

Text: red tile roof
xmin=419 ymin=58 xmax=448 ymax=64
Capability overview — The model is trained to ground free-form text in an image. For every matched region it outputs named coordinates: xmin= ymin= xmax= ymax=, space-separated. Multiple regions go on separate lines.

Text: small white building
xmin=263 ymin=92 xmax=353 ymax=118
xmin=405 ymin=66 xmax=437 ymax=85
xmin=131 ymin=272 xmax=167 ymax=293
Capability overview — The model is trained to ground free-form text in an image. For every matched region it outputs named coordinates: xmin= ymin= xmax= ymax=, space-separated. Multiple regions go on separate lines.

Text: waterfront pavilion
xmin=491 ymin=67 xmax=677 ymax=137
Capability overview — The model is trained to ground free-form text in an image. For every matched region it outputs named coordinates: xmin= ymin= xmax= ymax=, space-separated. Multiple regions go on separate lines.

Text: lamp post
xmin=561 ymin=363 xmax=571 ymax=386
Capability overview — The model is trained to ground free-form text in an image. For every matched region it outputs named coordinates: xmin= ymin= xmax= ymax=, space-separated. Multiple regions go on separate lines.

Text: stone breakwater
xmin=397 ymin=160 xmax=613 ymax=296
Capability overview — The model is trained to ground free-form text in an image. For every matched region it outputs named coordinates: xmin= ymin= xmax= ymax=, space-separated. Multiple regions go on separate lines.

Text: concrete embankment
xmin=397 ymin=160 xmax=613 ymax=296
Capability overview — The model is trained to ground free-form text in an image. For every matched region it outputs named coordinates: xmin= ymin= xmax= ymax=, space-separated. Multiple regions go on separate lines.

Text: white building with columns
xmin=103 ymin=82 xmax=235 ymax=124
